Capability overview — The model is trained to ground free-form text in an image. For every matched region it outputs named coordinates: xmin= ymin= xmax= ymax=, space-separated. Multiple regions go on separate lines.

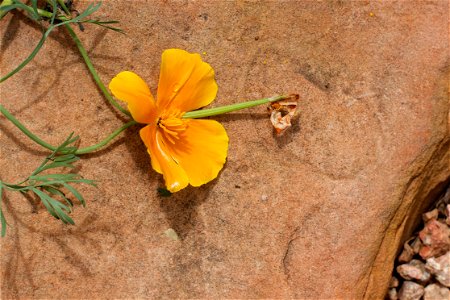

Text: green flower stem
xmin=0 ymin=103 xmax=137 ymax=154
xmin=64 ymin=24 xmax=131 ymax=117
xmin=75 ymin=120 xmax=137 ymax=154
xmin=183 ymin=94 xmax=297 ymax=119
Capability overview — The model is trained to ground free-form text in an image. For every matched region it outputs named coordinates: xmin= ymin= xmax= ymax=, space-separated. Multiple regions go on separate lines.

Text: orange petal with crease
xmin=157 ymin=49 xmax=218 ymax=114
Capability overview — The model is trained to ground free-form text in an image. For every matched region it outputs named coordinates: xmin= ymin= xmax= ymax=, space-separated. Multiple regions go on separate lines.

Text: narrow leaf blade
xmin=63 ymin=183 xmax=86 ymax=207
xmin=0 ymin=184 xmax=6 ymax=237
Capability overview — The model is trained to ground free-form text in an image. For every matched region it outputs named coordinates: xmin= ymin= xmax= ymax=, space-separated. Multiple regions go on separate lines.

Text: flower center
xmin=158 ymin=115 xmax=187 ymax=144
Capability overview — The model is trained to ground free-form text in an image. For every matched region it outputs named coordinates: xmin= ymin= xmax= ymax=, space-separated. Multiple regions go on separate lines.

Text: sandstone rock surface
xmin=1 ymin=1 xmax=449 ymax=298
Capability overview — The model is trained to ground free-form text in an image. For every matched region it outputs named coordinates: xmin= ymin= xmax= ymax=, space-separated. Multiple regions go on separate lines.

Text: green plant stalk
xmin=183 ymin=94 xmax=296 ymax=119
xmin=0 ymin=182 xmax=6 ymax=237
xmin=75 ymin=120 xmax=137 ymax=154
xmin=0 ymin=103 xmax=137 ymax=154
xmin=64 ymin=24 xmax=131 ymax=117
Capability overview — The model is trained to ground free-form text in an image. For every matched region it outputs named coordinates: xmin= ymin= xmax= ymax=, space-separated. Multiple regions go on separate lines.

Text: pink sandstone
xmin=1 ymin=1 xmax=448 ymax=298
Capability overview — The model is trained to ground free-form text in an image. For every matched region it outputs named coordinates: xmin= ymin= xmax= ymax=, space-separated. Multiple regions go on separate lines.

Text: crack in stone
xmin=282 ymin=227 xmax=301 ymax=283
xmin=362 ymin=135 xmax=450 ymax=299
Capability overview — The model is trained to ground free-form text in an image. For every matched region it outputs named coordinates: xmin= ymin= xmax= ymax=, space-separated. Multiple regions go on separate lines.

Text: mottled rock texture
xmin=1 ymin=1 xmax=449 ymax=298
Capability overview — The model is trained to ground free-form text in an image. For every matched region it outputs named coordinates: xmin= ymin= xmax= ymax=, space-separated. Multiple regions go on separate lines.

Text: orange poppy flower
xmin=109 ymin=49 xmax=229 ymax=192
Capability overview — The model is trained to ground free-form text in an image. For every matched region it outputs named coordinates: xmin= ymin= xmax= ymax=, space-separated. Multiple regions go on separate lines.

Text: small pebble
xmin=261 ymin=194 xmax=268 ymax=201
xmin=387 ymin=287 xmax=398 ymax=300
xmin=411 ymin=237 xmax=423 ymax=254
xmin=164 ymin=228 xmax=180 ymax=241
xmin=426 ymin=252 xmax=450 ymax=287
xmin=389 ymin=276 xmax=399 ymax=288
xmin=424 ymin=283 xmax=449 ymax=300
xmin=399 ymin=242 xmax=414 ymax=263
xmin=419 ymin=219 xmax=450 ymax=259
xmin=398 ymin=281 xmax=424 ymax=300
xmin=397 ymin=259 xmax=430 ymax=283
xmin=423 ymin=209 xmax=439 ymax=222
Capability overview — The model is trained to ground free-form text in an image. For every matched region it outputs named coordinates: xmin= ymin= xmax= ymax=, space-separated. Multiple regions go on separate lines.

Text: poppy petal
xmin=139 ymin=125 xmax=189 ymax=192
xmin=139 ymin=125 xmax=162 ymax=174
xmin=164 ymin=119 xmax=228 ymax=187
xmin=109 ymin=71 xmax=157 ymax=124
xmin=157 ymin=49 xmax=218 ymax=114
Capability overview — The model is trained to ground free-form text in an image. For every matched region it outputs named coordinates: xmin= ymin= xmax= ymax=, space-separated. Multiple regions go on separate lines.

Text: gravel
xmin=388 ymin=186 xmax=450 ymax=300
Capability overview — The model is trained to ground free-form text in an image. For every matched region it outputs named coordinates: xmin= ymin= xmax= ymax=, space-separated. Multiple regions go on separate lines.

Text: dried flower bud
xmin=268 ymin=94 xmax=299 ymax=135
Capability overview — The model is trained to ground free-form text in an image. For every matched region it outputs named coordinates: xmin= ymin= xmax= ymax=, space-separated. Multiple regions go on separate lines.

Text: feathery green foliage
xmin=0 ymin=133 xmax=95 ymax=236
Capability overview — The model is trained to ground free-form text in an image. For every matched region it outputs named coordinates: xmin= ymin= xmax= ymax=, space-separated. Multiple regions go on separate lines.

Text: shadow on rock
xmin=122 ymin=124 xmax=156 ymax=180
xmin=0 ymin=11 xmax=21 ymax=59
xmin=0 ymin=194 xmax=36 ymax=298
xmin=213 ymin=112 xmax=268 ymax=122
xmin=273 ymin=116 xmax=301 ymax=148
xmin=158 ymin=179 xmax=215 ymax=240
xmin=1 ymin=193 xmax=119 ymax=296
xmin=0 ymin=122 xmax=49 ymax=156
xmin=2 ymin=10 xmax=125 ymax=120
